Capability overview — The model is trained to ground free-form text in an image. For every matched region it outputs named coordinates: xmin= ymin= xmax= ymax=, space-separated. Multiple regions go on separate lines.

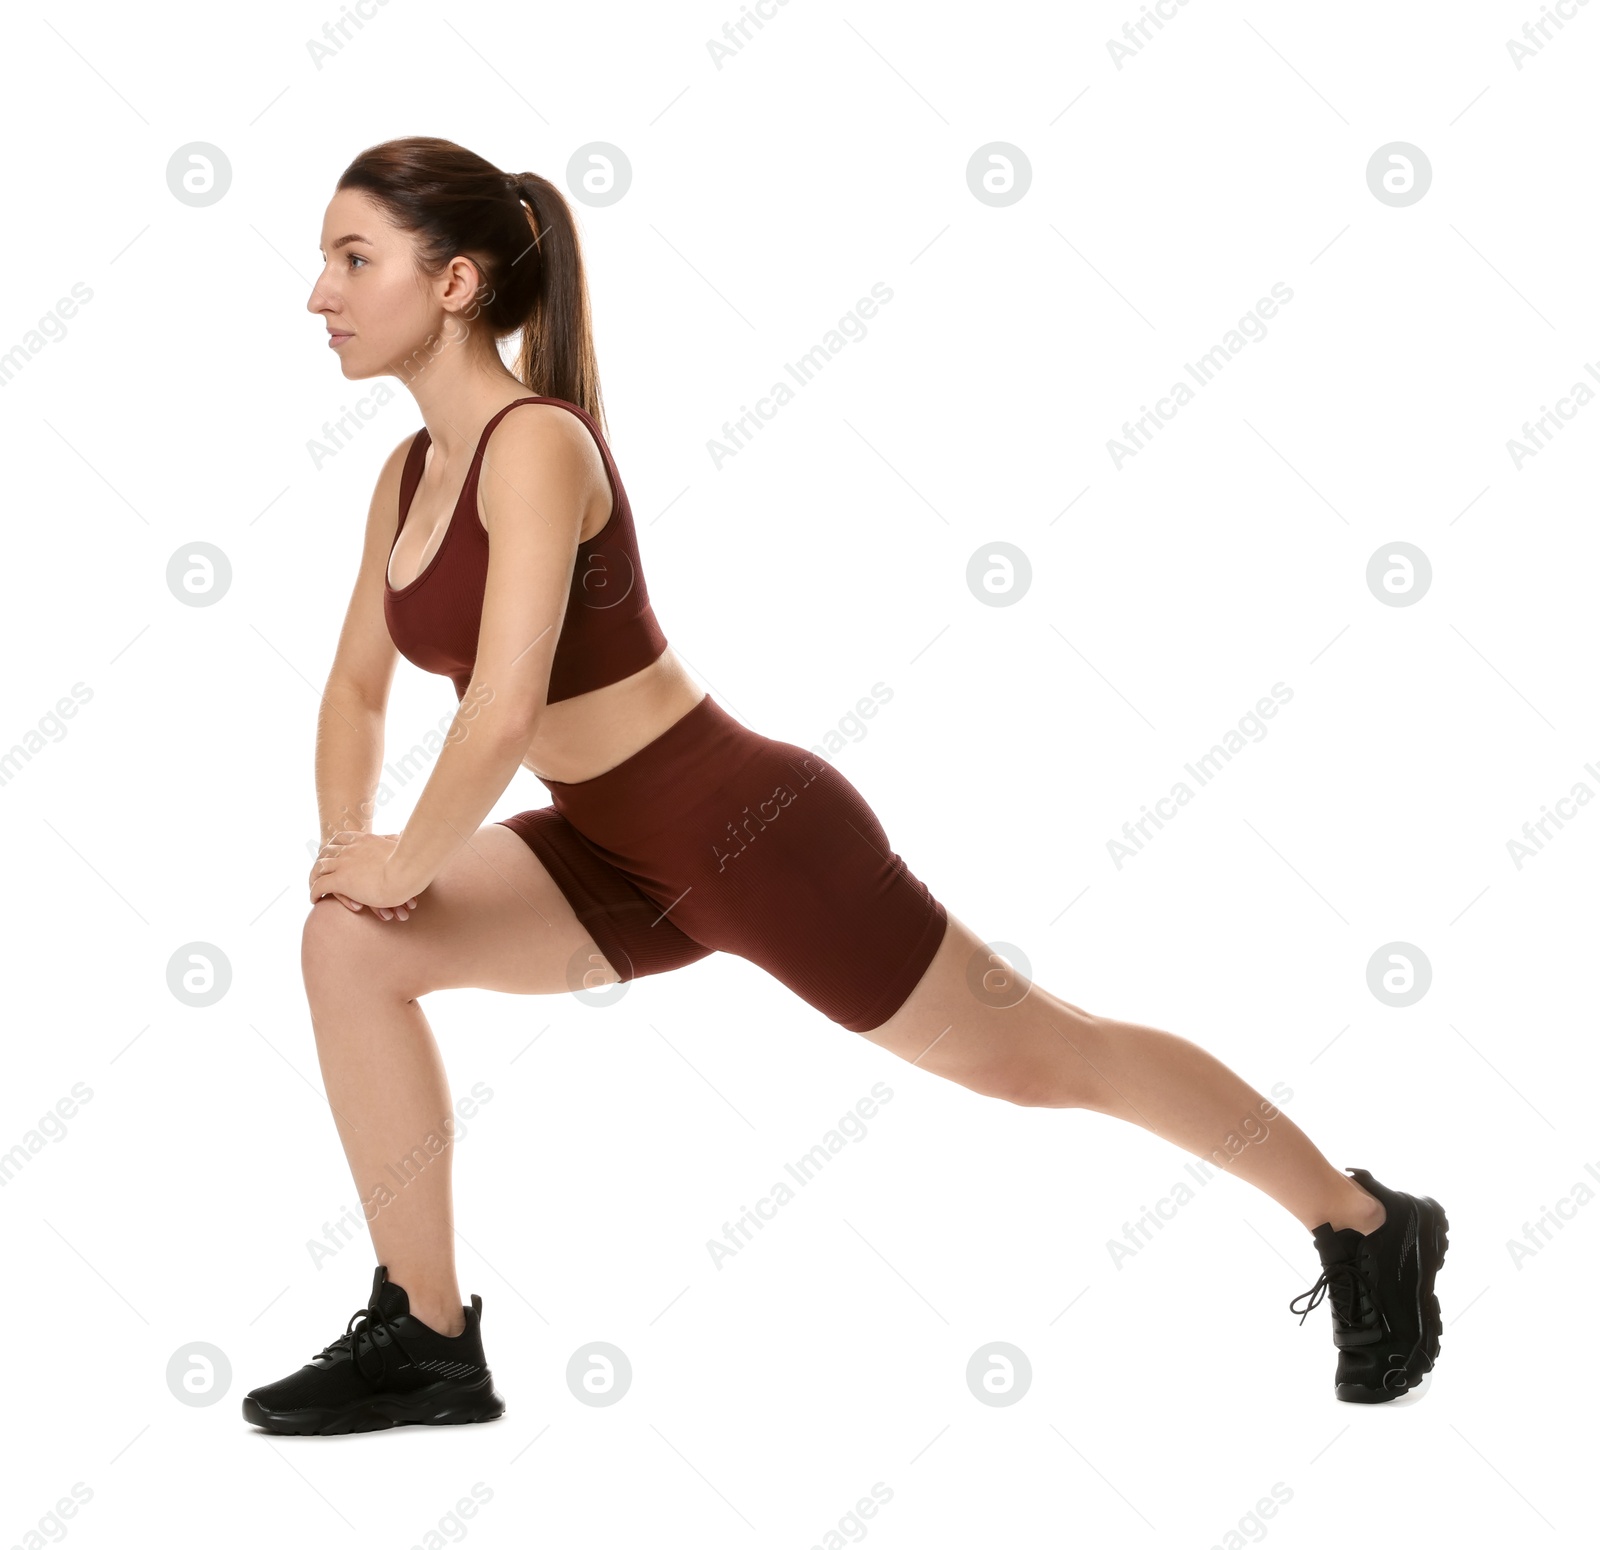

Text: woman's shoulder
xmin=483 ymin=397 xmax=613 ymax=481
xmin=490 ymin=394 xmax=601 ymax=438
xmin=478 ymin=398 xmax=619 ymax=538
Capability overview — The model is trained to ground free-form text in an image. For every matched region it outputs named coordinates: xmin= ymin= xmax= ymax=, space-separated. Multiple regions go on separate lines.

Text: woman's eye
xmin=348 ymin=254 xmax=367 ymax=270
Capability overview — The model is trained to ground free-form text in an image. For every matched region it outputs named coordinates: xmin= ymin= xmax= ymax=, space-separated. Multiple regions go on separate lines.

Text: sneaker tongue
xmin=1309 ymin=1224 xmax=1365 ymax=1324
xmin=369 ymin=1267 xmax=411 ymax=1320
xmin=1311 ymin=1222 xmax=1363 ymax=1260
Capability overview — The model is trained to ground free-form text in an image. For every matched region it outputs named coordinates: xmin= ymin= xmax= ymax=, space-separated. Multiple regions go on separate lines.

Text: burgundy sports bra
xmin=383 ymin=395 xmax=668 ymax=704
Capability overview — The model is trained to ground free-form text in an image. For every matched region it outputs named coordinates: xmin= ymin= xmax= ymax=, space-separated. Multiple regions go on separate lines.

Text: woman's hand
xmin=310 ymin=831 xmax=423 ymax=921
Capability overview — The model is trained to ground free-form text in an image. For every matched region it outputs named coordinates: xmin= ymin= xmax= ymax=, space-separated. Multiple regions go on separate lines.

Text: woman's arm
xmin=315 ymin=688 xmax=387 ymax=847
xmin=381 ymin=404 xmax=593 ymax=896
xmin=311 ymin=435 xmax=409 ymax=872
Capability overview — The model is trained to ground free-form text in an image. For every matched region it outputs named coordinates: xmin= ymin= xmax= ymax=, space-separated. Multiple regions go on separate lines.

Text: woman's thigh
xmin=853 ymin=910 xmax=1096 ymax=1105
xmin=303 ymin=822 xmax=617 ymax=1001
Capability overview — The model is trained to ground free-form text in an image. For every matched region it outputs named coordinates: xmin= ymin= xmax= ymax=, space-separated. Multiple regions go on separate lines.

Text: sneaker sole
xmin=1335 ymin=1194 xmax=1448 ymax=1405
xmin=242 ymin=1373 xmax=506 ymax=1436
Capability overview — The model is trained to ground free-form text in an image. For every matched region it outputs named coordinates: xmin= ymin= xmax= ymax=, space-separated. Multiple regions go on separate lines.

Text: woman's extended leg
xmin=860 ymin=910 xmax=1384 ymax=1235
xmin=299 ymin=822 xmax=624 ymax=1336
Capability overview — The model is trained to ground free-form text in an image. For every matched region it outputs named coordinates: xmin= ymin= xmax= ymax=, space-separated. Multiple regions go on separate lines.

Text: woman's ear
xmin=439 ymin=254 xmax=486 ymax=316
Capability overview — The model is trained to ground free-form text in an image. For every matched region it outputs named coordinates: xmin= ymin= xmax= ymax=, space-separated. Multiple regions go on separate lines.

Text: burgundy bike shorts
xmin=495 ymin=693 xmax=948 ymax=1032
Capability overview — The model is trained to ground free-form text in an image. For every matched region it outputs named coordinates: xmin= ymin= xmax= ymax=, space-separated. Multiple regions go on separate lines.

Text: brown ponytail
xmin=336 ymin=137 xmax=607 ymax=438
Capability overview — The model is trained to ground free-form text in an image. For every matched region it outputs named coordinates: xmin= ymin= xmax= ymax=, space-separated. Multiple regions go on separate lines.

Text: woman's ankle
xmin=410 ymin=1303 xmax=467 ymax=1338
xmin=382 ymin=1267 xmax=466 ymax=1337
xmin=1325 ymin=1178 xmax=1386 ymax=1235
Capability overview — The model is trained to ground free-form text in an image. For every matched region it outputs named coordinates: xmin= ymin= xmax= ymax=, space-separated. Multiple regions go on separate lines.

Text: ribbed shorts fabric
xmin=495 ymin=693 xmax=948 ymax=1033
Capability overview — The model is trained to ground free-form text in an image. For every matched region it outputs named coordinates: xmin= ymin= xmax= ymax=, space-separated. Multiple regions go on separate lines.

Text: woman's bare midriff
xmin=517 ymin=645 xmax=707 ymax=784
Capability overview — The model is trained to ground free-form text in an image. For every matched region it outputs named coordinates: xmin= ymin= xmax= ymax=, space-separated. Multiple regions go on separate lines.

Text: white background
xmin=1 ymin=1 xmax=1594 ymax=1546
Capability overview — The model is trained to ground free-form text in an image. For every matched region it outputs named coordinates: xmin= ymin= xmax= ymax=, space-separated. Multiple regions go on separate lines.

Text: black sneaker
xmin=1289 ymin=1167 xmax=1449 ymax=1403
xmin=242 ymin=1266 xmax=506 ymax=1435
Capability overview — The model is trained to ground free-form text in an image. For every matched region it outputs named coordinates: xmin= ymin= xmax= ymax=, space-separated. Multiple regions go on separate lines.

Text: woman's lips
xmin=328 ymin=332 xmax=353 ymax=347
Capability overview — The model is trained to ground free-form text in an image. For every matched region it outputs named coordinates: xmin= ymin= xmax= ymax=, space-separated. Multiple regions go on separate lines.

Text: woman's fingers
xmin=312 ymin=886 xmax=363 ymax=912
xmin=368 ymin=898 xmax=423 ymax=922
xmin=306 ymin=885 xmax=421 ymax=921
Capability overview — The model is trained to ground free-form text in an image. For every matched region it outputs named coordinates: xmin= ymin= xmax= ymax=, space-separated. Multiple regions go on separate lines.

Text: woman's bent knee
xmin=302 ymin=896 xmax=417 ymax=1002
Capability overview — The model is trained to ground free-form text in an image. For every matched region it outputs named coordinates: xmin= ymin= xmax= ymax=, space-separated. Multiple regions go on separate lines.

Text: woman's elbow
xmin=456 ymin=679 xmax=542 ymax=746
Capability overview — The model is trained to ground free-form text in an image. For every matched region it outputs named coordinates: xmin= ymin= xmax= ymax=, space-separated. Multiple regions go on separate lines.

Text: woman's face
xmin=307 ymin=189 xmax=439 ymax=380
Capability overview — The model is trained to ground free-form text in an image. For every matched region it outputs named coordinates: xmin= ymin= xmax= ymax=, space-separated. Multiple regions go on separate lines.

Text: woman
xmin=242 ymin=137 xmax=1448 ymax=1434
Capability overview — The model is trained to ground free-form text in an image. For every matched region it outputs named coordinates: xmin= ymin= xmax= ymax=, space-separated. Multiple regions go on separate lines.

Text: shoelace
xmin=316 ymin=1302 xmax=416 ymax=1388
xmin=1289 ymin=1257 xmax=1389 ymax=1334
